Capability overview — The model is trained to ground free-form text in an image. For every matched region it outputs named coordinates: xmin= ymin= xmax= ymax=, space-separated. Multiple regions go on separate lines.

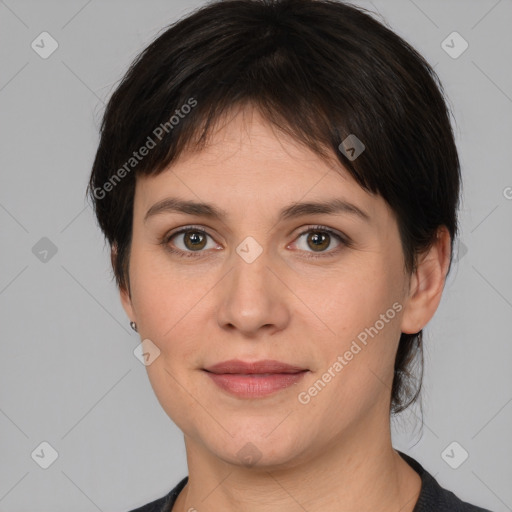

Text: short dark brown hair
xmin=87 ymin=0 xmax=461 ymax=414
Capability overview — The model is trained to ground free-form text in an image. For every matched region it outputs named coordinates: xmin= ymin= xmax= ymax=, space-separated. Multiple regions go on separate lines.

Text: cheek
xmin=128 ymin=253 xmax=205 ymax=418
xmin=317 ymin=263 xmax=401 ymax=334
xmin=128 ymin=245 xmax=215 ymax=372
xmin=302 ymin=272 xmax=402 ymax=425
xmin=128 ymin=247 xmax=185 ymax=341
xmin=307 ymin=262 xmax=404 ymax=395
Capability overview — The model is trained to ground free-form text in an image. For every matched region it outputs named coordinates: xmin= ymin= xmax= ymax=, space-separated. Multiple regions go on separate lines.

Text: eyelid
xmin=165 ymin=224 xmax=212 ymax=239
xmin=293 ymin=224 xmax=348 ymax=242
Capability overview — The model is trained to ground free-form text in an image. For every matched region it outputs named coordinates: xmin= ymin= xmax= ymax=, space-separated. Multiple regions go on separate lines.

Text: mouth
xmin=202 ymin=359 xmax=309 ymax=398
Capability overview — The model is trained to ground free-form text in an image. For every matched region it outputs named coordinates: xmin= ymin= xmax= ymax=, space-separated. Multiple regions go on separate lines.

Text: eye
xmin=291 ymin=225 xmax=348 ymax=259
xmin=162 ymin=226 xmax=219 ymax=258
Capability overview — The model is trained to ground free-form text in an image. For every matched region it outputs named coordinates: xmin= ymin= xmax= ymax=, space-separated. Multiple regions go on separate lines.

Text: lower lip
xmin=204 ymin=370 xmax=308 ymax=398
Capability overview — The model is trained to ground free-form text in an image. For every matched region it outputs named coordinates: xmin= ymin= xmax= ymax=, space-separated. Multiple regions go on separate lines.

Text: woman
xmin=87 ymin=0 xmax=493 ymax=510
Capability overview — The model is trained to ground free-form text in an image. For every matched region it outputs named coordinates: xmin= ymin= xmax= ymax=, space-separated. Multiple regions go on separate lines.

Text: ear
xmin=400 ymin=226 xmax=452 ymax=334
xmin=111 ymin=244 xmax=136 ymax=322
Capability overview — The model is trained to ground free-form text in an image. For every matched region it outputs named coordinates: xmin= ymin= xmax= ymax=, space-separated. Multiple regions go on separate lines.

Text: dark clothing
xmin=127 ymin=450 xmax=493 ymax=511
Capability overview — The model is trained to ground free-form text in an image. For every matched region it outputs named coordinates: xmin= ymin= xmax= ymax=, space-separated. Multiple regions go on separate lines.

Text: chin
xmin=201 ymin=422 xmax=312 ymax=470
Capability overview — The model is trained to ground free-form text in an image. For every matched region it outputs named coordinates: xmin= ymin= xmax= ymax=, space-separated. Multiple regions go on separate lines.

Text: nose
xmin=215 ymin=246 xmax=291 ymax=338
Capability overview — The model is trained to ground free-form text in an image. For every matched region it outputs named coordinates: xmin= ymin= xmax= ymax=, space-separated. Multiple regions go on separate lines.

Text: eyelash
xmin=160 ymin=224 xmax=350 ymax=260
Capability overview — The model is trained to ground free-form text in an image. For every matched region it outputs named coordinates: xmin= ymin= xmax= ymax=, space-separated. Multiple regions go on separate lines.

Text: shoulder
xmin=397 ymin=451 xmax=494 ymax=512
xmin=126 ymin=476 xmax=188 ymax=512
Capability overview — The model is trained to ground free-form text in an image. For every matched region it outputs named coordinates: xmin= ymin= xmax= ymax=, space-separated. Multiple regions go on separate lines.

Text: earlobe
xmin=400 ymin=226 xmax=452 ymax=335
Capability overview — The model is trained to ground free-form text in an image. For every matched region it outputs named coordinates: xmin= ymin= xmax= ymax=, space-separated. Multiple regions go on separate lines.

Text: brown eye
xmin=306 ymin=231 xmax=331 ymax=252
xmin=182 ymin=231 xmax=207 ymax=251
xmin=293 ymin=226 xmax=347 ymax=259
xmin=164 ymin=227 xmax=217 ymax=257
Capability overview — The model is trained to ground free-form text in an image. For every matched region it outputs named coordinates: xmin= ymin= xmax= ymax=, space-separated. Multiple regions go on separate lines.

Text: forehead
xmin=134 ymin=107 xmax=393 ymax=227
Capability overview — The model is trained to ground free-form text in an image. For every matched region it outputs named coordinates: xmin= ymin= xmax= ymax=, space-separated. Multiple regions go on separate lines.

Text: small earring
xmin=130 ymin=321 xmax=138 ymax=332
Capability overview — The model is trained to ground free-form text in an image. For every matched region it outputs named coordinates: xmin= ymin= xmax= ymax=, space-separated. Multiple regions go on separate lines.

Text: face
xmin=120 ymin=106 xmax=433 ymax=470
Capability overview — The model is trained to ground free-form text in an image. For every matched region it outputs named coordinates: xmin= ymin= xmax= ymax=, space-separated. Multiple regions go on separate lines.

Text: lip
xmin=204 ymin=359 xmax=307 ymax=374
xmin=204 ymin=371 xmax=308 ymax=398
xmin=203 ymin=359 xmax=309 ymax=398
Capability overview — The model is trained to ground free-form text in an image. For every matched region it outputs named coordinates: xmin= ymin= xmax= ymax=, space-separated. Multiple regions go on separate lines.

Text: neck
xmin=172 ymin=413 xmax=422 ymax=512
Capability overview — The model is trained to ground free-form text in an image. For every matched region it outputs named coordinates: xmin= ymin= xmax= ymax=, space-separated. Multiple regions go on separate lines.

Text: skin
xmin=120 ymin=105 xmax=451 ymax=512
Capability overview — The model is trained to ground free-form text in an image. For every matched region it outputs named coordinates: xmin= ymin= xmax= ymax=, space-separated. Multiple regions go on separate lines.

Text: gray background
xmin=0 ymin=0 xmax=511 ymax=511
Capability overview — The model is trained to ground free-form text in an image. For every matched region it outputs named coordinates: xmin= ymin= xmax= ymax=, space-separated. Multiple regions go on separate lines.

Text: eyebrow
xmin=144 ymin=197 xmax=371 ymax=224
